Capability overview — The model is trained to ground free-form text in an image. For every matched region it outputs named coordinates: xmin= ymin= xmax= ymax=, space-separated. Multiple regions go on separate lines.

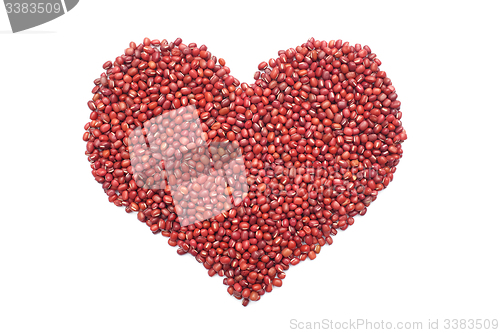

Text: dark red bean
xmin=84 ymin=37 xmax=406 ymax=307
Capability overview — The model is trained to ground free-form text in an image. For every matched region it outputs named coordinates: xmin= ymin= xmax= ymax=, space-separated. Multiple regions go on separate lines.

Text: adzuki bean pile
xmin=83 ymin=37 xmax=407 ymax=306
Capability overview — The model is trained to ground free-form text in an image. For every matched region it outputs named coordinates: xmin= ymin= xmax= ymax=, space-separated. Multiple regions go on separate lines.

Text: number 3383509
xmin=5 ymin=3 xmax=62 ymax=14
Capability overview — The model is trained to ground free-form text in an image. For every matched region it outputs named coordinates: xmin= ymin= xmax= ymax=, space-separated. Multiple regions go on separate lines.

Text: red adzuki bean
xmin=84 ymin=37 xmax=406 ymax=307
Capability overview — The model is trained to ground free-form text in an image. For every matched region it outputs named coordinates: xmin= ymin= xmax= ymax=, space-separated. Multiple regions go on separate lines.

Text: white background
xmin=1 ymin=1 xmax=499 ymax=332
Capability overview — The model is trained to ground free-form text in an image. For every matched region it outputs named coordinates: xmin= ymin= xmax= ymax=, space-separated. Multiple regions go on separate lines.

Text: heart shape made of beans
xmin=83 ymin=37 xmax=407 ymax=306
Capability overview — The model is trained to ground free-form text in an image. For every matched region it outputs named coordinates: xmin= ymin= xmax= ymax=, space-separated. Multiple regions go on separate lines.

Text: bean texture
xmin=84 ymin=37 xmax=407 ymax=306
